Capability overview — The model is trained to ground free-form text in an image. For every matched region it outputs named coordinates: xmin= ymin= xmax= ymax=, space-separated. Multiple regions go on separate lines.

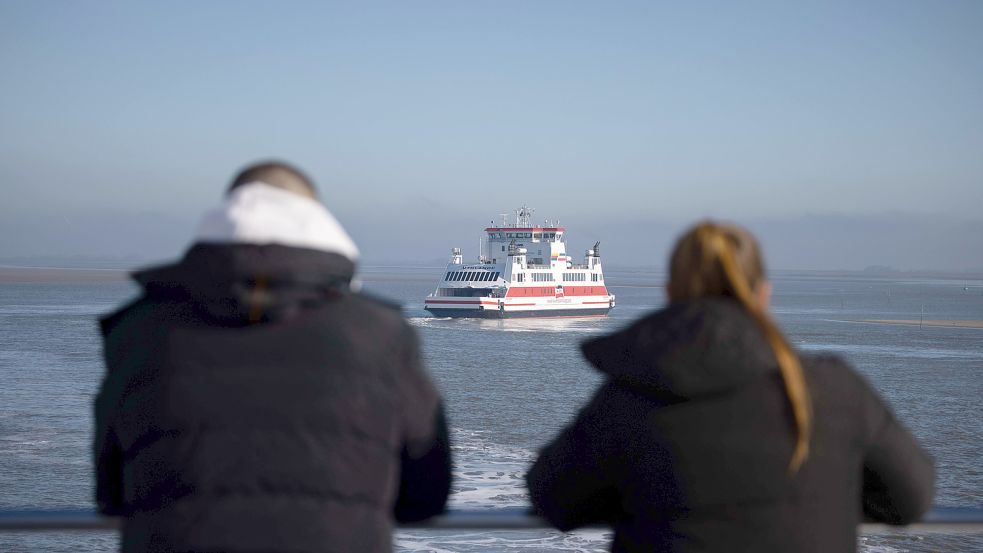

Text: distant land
xmin=2 ymin=261 xmax=981 ymax=284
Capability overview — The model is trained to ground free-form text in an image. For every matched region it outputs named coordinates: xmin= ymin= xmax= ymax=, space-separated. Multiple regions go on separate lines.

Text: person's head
xmin=228 ymin=161 xmax=318 ymax=200
xmin=667 ymin=221 xmax=811 ymax=472
xmin=667 ymin=221 xmax=771 ymax=308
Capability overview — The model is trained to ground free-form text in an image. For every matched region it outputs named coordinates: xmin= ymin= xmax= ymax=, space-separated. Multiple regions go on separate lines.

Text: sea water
xmin=0 ymin=267 xmax=980 ymax=552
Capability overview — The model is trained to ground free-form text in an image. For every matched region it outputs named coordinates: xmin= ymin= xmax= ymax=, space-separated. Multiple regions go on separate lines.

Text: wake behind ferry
xmin=424 ymin=207 xmax=615 ymax=318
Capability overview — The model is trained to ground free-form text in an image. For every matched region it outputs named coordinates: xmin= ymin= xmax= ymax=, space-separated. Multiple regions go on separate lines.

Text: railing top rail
xmin=0 ymin=507 xmax=980 ymax=534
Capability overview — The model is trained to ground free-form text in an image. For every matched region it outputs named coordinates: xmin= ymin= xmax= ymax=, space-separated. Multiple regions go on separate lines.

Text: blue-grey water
xmin=1 ymin=267 xmax=981 ymax=552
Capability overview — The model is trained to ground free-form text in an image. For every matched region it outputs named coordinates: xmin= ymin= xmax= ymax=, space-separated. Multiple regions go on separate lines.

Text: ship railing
xmin=1 ymin=507 xmax=981 ymax=534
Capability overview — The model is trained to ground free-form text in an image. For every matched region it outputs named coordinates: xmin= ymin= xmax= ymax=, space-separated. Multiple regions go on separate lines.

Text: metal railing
xmin=0 ymin=507 xmax=981 ymax=534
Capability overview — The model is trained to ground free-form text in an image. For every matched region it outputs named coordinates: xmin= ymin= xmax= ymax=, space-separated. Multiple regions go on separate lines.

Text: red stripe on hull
xmin=505 ymin=286 xmax=609 ymax=297
xmin=424 ymin=300 xmax=497 ymax=305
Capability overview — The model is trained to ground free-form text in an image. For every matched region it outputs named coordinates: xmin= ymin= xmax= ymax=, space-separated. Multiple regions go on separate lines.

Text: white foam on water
xmin=858 ymin=537 xmax=905 ymax=553
xmin=449 ymin=429 xmax=533 ymax=510
xmin=396 ymin=530 xmax=611 ymax=553
xmin=400 ymin=428 xmax=612 ymax=551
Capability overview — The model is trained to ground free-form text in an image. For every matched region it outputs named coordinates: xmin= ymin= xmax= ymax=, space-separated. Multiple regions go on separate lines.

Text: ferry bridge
xmin=1 ymin=506 xmax=981 ymax=534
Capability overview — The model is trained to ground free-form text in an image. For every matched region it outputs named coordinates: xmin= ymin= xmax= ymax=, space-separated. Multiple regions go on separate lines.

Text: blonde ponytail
xmin=671 ymin=222 xmax=812 ymax=473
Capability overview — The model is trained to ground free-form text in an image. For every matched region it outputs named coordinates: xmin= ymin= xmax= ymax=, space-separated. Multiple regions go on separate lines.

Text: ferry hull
xmin=425 ymin=306 xmax=611 ymax=319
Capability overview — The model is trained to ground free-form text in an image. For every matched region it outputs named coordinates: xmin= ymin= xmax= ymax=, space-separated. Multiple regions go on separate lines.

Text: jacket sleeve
xmin=526 ymin=382 xmax=624 ymax=532
xmin=94 ymin=314 xmax=126 ymax=516
xmin=857 ymin=371 xmax=935 ymax=524
xmin=94 ymin=302 xmax=148 ymax=517
xmin=394 ymin=402 xmax=452 ymax=522
xmin=94 ymin=414 xmax=125 ymax=516
xmin=392 ymin=323 xmax=451 ymax=522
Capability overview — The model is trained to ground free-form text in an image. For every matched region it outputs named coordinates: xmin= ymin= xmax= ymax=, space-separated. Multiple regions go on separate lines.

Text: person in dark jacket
xmin=95 ymin=162 xmax=451 ymax=553
xmin=527 ymin=221 xmax=934 ymax=553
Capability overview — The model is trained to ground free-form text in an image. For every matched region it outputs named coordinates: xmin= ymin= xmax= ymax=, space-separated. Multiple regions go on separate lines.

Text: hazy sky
xmin=1 ymin=1 xmax=981 ymax=270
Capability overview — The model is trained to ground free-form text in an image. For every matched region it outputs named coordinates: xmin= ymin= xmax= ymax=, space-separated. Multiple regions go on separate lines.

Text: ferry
xmin=424 ymin=207 xmax=615 ymax=318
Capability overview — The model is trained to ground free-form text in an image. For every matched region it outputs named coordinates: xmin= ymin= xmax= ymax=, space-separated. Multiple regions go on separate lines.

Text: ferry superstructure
xmin=424 ymin=207 xmax=615 ymax=318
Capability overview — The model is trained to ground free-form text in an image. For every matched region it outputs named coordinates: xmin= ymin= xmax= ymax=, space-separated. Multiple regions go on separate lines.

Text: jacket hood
xmin=194 ymin=181 xmax=360 ymax=261
xmin=132 ymin=244 xmax=355 ymax=325
xmin=581 ymin=298 xmax=779 ymax=399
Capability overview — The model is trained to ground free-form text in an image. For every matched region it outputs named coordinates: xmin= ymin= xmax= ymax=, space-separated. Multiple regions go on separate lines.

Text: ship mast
xmin=515 ymin=206 xmax=534 ymax=228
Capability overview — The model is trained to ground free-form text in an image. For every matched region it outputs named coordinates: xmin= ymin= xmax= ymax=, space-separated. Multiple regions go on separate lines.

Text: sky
xmin=1 ymin=1 xmax=981 ymax=271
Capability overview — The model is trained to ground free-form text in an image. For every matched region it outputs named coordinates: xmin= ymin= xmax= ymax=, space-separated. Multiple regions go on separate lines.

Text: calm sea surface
xmin=1 ymin=267 xmax=981 ymax=552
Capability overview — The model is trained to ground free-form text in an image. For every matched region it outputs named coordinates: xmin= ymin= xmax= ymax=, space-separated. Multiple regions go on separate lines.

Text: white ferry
xmin=424 ymin=207 xmax=615 ymax=318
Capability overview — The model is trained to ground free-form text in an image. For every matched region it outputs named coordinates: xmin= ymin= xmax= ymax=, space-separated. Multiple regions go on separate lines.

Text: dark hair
xmin=228 ymin=161 xmax=318 ymax=199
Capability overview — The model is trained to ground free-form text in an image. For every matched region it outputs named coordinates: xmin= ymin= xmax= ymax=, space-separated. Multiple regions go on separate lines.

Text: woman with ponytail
xmin=527 ymin=221 xmax=934 ymax=552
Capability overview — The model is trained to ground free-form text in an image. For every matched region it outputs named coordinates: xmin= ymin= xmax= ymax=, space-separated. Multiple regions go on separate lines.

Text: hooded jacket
xmin=527 ymin=298 xmax=934 ymax=553
xmin=95 ymin=185 xmax=450 ymax=552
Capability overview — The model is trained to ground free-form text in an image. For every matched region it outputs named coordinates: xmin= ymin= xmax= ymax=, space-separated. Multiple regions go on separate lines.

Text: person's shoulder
xmin=800 ymin=351 xmax=856 ymax=381
xmin=799 ymin=351 xmax=851 ymax=374
xmin=345 ymin=290 xmax=415 ymax=333
xmin=99 ymin=295 xmax=157 ymax=338
xmin=346 ymin=290 xmax=404 ymax=316
xmin=798 ymin=351 xmax=880 ymax=402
